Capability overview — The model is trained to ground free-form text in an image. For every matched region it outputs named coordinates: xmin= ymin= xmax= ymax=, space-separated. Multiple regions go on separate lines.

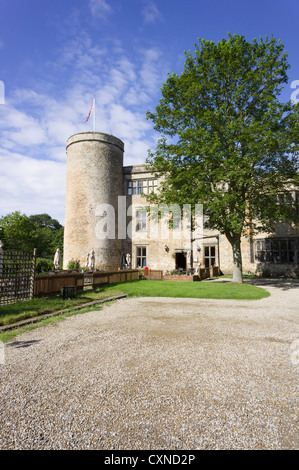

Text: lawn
xmin=0 ymin=279 xmax=269 ymax=328
xmin=0 ymin=285 xmax=125 ymax=327
xmin=107 ymin=280 xmax=270 ymax=300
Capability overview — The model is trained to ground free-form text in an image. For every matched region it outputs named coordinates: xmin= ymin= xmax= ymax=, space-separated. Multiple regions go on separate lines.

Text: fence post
xmin=14 ymin=256 xmax=19 ymax=300
xmin=31 ymin=248 xmax=37 ymax=299
xmin=0 ymin=240 xmax=3 ymax=278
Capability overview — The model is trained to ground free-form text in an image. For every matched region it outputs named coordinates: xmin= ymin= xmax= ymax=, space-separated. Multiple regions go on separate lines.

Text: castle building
xmin=63 ymin=132 xmax=299 ymax=277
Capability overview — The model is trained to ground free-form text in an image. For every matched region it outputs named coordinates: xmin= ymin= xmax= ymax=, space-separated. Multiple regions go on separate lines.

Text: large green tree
xmin=0 ymin=211 xmax=63 ymax=260
xmin=0 ymin=211 xmax=37 ymax=252
xmin=146 ymin=34 xmax=299 ymax=282
xmin=28 ymin=213 xmax=64 ymax=258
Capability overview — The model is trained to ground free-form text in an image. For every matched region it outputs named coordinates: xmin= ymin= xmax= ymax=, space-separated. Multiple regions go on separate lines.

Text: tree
xmin=146 ymin=34 xmax=299 ymax=283
xmin=28 ymin=213 xmax=63 ymax=258
xmin=0 ymin=211 xmax=38 ymax=252
xmin=0 ymin=211 xmax=64 ymax=260
xmin=28 ymin=213 xmax=62 ymax=231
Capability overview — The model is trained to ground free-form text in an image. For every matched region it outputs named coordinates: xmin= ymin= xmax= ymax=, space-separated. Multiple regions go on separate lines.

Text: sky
xmin=0 ymin=0 xmax=298 ymax=224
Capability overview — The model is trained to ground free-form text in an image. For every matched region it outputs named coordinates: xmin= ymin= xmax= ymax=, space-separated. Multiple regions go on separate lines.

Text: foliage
xmin=0 ymin=211 xmax=38 ymax=252
xmin=146 ymin=34 xmax=299 ymax=282
xmin=0 ymin=211 xmax=64 ymax=261
xmin=35 ymin=257 xmax=55 ymax=274
xmin=28 ymin=213 xmax=64 ymax=259
xmin=67 ymin=258 xmax=81 ymax=270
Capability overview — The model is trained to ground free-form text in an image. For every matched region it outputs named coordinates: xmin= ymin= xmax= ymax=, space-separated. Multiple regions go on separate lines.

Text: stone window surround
xmin=127 ymin=178 xmax=157 ymax=195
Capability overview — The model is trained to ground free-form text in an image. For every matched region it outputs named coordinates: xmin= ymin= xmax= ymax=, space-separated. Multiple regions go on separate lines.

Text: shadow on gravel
xmin=244 ymin=278 xmax=299 ymax=291
xmin=8 ymin=340 xmax=41 ymax=349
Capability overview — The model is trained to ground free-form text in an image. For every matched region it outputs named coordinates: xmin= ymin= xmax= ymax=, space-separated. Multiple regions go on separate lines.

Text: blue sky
xmin=0 ymin=0 xmax=298 ymax=224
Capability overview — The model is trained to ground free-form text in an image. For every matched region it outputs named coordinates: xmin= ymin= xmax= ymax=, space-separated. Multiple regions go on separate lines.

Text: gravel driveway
xmin=0 ymin=279 xmax=298 ymax=450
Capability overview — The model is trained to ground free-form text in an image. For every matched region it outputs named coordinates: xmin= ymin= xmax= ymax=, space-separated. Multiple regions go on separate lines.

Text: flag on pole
xmin=85 ymin=100 xmax=94 ymax=123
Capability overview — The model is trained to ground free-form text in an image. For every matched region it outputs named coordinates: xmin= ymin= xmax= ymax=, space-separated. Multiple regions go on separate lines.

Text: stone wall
xmin=64 ymin=132 xmax=124 ymax=271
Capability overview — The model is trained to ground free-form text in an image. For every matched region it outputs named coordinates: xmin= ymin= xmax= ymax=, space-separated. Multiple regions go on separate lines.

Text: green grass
xmin=0 ymin=279 xmax=270 ymax=342
xmin=0 ymin=304 xmax=105 ymax=343
xmin=0 ymin=286 xmax=124 ymax=327
xmin=107 ymin=280 xmax=270 ymax=300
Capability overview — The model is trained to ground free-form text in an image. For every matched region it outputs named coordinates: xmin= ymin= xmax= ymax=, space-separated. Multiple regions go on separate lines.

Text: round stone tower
xmin=63 ymin=132 xmax=124 ymax=271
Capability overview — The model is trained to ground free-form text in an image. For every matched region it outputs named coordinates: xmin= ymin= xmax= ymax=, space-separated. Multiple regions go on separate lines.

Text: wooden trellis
xmin=0 ymin=249 xmax=36 ymax=305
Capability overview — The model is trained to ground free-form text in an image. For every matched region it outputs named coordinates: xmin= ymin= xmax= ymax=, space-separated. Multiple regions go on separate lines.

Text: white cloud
xmin=0 ymin=28 xmax=168 ymax=224
xmin=89 ymin=0 xmax=113 ymax=19
xmin=0 ymin=149 xmax=66 ymax=223
xmin=141 ymin=1 xmax=162 ymax=23
xmin=107 ymin=104 xmax=151 ymax=140
xmin=140 ymin=47 xmax=165 ymax=93
xmin=124 ymin=139 xmax=153 ymax=165
xmin=0 ymin=104 xmax=48 ymax=149
xmin=124 ymin=87 xmax=150 ymax=106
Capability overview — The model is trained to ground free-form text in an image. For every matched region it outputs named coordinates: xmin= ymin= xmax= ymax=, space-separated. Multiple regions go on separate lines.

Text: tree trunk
xmin=227 ymin=234 xmax=243 ymax=283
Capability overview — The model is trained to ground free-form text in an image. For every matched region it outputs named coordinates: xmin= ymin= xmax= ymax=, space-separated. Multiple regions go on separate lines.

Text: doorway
xmin=175 ymin=252 xmax=186 ymax=270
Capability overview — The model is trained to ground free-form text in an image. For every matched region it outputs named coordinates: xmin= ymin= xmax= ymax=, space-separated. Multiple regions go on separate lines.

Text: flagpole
xmin=93 ymin=97 xmax=96 ymax=132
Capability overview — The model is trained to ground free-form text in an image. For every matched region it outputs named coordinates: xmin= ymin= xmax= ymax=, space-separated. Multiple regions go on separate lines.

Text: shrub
xmin=261 ymin=268 xmax=272 ymax=278
xmin=67 ymin=258 xmax=80 ymax=270
xmin=36 ymin=257 xmax=54 ymax=274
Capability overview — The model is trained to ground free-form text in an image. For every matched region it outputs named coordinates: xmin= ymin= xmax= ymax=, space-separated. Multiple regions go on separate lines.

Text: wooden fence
xmin=34 ymin=270 xmax=140 ymax=297
xmin=34 ymin=269 xmax=165 ymax=297
xmin=93 ymin=270 xmax=139 ymax=286
xmin=34 ymin=272 xmax=85 ymax=297
xmin=194 ymin=266 xmax=219 ymax=280
xmin=141 ymin=269 xmax=164 ymax=280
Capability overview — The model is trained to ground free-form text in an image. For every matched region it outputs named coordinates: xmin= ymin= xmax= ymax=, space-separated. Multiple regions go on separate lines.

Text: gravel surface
xmin=0 ymin=279 xmax=298 ymax=450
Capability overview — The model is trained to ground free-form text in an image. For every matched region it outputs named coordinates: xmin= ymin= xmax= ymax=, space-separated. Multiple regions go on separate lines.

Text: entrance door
xmin=175 ymin=252 xmax=186 ymax=270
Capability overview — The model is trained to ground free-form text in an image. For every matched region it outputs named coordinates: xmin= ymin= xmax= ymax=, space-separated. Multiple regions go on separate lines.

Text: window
xmin=127 ymin=181 xmax=137 ymax=195
xmin=204 ymin=246 xmax=216 ymax=267
xmin=136 ymin=209 xmax=147 ymax=232
xmin=147 ymin=179 xmax=157 ymax=194
xmin=127 ymin=179 xmax=157 ymax=195
xmin=277 ymin=192 xmax=293 ymax=207
xmin=136 ymin=246 xmax=147 ymax=268
xmin=255 ymin=238 xmax=298 ymax=264
xmin=277 ymin=191 xmax=299 ymax=216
